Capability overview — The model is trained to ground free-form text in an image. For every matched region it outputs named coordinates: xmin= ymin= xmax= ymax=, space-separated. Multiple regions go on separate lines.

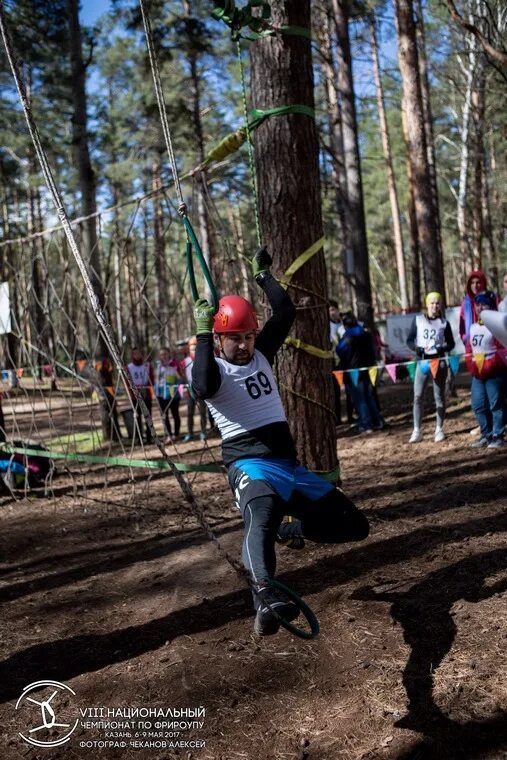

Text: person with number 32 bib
xmin=406 ymin=292 xmax=455 ymax=444
xmin=466 ymin=291 xmax=506 ymax=449
xmin=191 ymin=247 xmax=369 ymax=636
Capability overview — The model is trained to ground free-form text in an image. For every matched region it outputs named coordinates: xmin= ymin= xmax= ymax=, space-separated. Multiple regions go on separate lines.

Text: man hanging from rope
xmin=192 ymin=247 xmax=369 ymax=636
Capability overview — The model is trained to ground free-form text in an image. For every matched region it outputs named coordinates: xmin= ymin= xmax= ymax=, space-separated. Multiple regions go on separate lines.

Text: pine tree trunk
xmin=394 ymin=0 xmax=444 ymax=299
xmin=400 ymin=93 xmax=421 ymax=308
xmin=471 ymin=60 xmax=485 ymax=268
xmin=414 ymin=0 xmax=444 ymax=276
xmin=315 ymin=5 xmax=350 ymax=290
xmin=67 ymin=0 xmax=118 ymax=440
xmin=331 ymin=0 xmax=373 ymax=324
xmin=368 ymin=12 xmax=408 ymax=311
xmin=456 ymin=8 xmax=477 ymax=268
xmin=250 ymin=0 xmax=337 ymax=473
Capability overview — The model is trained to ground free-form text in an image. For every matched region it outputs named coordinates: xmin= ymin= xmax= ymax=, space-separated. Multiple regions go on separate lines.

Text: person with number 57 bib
xmin=191 ymin=247 xmax=369 ymax=637
xmin=406 ymin=292 xmax=455 ymax=444
xmin=466 ymin=291 xmax=506 ymax=449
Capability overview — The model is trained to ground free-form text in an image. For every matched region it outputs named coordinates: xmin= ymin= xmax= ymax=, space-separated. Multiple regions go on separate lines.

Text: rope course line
xmin=0 ymin=0 xmax=243 ymax=581
xmin=138 ymin=0 xmax=218 ymax=311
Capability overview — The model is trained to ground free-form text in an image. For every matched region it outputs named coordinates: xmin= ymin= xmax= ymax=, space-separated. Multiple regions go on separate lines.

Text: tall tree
xmin=394 ymin=0 xmax=445 ymax=298
xmin=331 ymin=0 xmax=373 ymax=324
xmin=250 ymin=0 xmax=337 ymax=473
xmin=368 ymin=11 xmax=408 ymax=311
xmin=414 ymin=0 xmax=444 ymax=274
xmin=67 ymin=0 xmax=119 ymax=440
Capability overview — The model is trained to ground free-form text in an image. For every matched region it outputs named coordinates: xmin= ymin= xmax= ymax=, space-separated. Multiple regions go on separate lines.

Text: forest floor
xmin=1 ymin=374 xmax=507 ymax=760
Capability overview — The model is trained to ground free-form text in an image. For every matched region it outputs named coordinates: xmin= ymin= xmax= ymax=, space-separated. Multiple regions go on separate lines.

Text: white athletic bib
xmin=127 ymin=362 xmax=150 ymax=387
xmin=181 ymin=356 xmax=193 ymax=385
xmin=415 ymin=314 xmax=447 ymax=354
xmin=469 ymin=322 xmax=496 ymax=356
xmin=205 ymin=350 xmax=287 ymax=441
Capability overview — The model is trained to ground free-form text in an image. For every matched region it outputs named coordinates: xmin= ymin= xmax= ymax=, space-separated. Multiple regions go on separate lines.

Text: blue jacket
xmin=336 ymin=325 xmax=376 ymax=370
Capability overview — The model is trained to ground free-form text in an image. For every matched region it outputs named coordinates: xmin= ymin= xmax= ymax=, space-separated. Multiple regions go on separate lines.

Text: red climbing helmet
xmin=213 ymin=295 xmax=259 ymax=334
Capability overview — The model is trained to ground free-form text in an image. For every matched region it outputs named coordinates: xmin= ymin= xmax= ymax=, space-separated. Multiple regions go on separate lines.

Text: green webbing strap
xmin=191 ymin=105 xmax=315 ymax=175
xmin=248 ymin=104 xmax=315 ymax=131
xmin=314 ymin=466 xmax=341 ymax=484
xmin=181 ymin=215 xmax=219 ymax=310
xmin=0 ymin=445 xmax=225 ymax=474
xmin=250 ymin=25 xmax=312 ymax=41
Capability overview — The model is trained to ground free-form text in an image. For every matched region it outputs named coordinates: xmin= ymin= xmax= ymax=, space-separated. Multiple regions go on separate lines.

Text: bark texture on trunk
xmin=250 ymin=0 xmax=337 ymax=472
xmin=369 ymin=12 xmax=408 ymax=311
xmin=331 ymin=0 xmax=373 ymax=324
xmin=400 ymin=93 xmax=421 ymax=308
xmin=414 ymin=0 xmax=444 ymax=279
xmin=67 ymin=0 xmax=118 ymax=439
xmin=316 ymin=4 xmax=349 ymax=293
xmin=394 ymin=0 xmax=444 ymax=299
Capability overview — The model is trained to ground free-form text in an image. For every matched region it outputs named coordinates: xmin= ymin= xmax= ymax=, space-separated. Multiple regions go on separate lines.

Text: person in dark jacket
xmin=336 ymin=313 xmax=381 ymax=433
xmin=191 ymin=249 xmax=369 ymax=636
xmin=406 ymin=292 xmax=455 ymax=443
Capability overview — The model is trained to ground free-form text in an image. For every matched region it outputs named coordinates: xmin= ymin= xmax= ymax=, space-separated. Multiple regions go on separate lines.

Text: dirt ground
xmin=1 ymin=375 xmax=506 ymax=760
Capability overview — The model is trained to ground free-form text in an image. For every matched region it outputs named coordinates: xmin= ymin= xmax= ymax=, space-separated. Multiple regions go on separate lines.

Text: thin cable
xmin=236 ymin=38 xmax=262 ymax=246
xmin=138 ymin=0 xmax=185 ymax=209
xmin=0 ymin=1 xmax=231 ymax=568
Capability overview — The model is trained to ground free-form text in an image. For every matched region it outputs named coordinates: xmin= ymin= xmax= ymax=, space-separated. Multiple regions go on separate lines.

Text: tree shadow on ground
xmin=353 ymin=546 xmax=507 ymax=759
xmin=2 ymin=505 xmax=507 ymax=706
xmin=0 ymin=520 xmax=240 ymax=603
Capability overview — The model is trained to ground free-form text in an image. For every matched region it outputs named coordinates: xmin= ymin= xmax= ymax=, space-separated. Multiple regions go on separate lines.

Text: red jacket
xmin=459 ymin=270 xmax=487 ymax=343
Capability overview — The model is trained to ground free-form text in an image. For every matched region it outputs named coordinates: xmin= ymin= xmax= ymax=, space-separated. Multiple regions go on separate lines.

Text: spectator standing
xmin=498 ymin=272 xmax=507 ymax=313
xmin=126 ymin=347 xmax=154 ymax=444
xmin=155 ymin=346 xmax=182 ymax=444
xmin=181 ymin=336 xmax=208 ymax=442
xmin=466 ymin=291 xmax=505 ymax=448
xmin=407 ymin=292 xmax=455 ymax=443
xmin=459 ymin=270 xmax=487 ymax=343
xmin=336 ymin=313 xmax=381 ymax=433
xmin=329 ymin=300 xmax=345 ymax=425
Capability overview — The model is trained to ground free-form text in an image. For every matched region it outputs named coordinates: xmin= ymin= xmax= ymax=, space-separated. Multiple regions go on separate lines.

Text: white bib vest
xmin=205 ymin=350 xmax=287 ymax=441
xmin=469 ymin=322 xmax=496 ymax=356
xmin=127 ymin=362 xmax=150 ymax=387
xmin=415 ymin=314 xmax=447 ymax=355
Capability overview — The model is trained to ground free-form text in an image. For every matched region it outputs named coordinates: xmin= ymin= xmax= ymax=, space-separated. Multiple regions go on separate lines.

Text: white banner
xmin=0 ymin=282 xmax=10 ymax=335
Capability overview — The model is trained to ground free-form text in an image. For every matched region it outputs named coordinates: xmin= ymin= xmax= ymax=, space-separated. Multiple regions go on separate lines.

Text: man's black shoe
xmin=276 ymin=520 xmax=305 ymax=550
xmin=253 ymin=586 xmax=299 ymax=636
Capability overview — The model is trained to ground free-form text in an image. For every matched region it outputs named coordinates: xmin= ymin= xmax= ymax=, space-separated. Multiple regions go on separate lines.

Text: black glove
xmin=251 ymin=246 xmax=272 ymax=279
xmin=416 ymin=347 xmax=424 ymax=358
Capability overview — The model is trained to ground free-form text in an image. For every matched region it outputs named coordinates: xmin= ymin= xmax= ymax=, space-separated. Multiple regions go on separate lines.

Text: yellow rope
xmin=280 ymin=236 xmax=325 ymax=288
xmin=284 ymin=336 xmax=333 ymax=360
xmin=279 ymin=382 xmax=335 ymax=417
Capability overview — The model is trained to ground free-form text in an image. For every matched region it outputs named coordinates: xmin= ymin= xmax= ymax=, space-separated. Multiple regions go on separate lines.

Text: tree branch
xmin=445 ymin=0 xmax=507 ymax=66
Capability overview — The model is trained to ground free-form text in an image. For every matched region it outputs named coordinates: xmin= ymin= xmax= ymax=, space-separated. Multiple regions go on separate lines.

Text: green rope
xmin=237 ymin=38 xmax=262 ymax=247
xmin=0 ymin=445 xmax=225 ymax=474
xmin=182 ymin=216 xmax=218 ymax=310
